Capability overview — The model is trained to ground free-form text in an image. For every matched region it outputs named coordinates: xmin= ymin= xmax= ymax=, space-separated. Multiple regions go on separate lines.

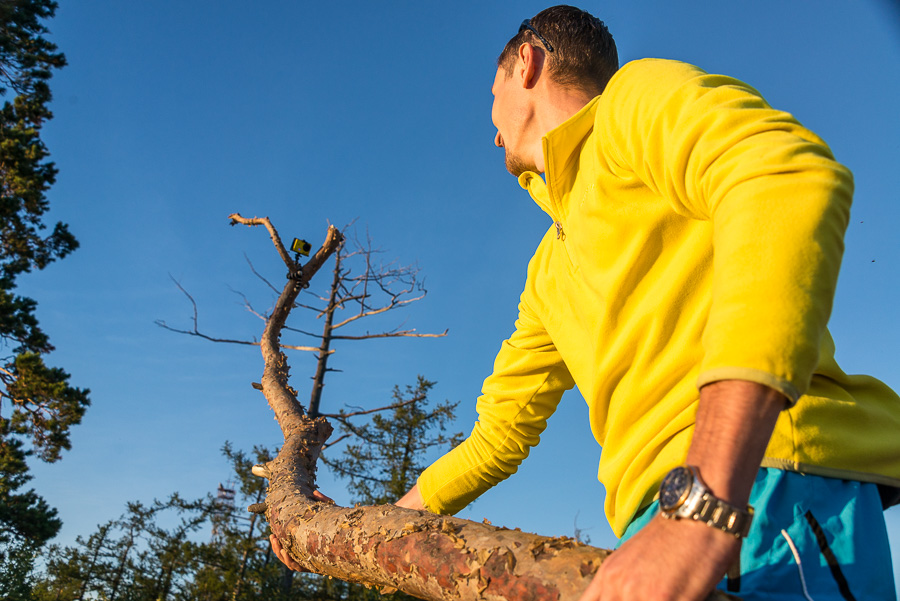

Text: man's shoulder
xmin=606 ymin=58 xmax=709 ymax=96
xmin=597 ymin=58 xmax=763 ymax=134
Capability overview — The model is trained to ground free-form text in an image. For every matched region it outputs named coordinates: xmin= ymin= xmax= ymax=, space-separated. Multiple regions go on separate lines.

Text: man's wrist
xmin=659 ymin=465 xmax=754 ymax=539
xmin=395 ymin=483 xmax=427 ymax=511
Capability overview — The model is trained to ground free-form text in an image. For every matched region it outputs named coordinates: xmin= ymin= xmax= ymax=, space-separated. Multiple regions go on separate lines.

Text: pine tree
xmin=0 ymin=0 xmax=90 ymax=577
xmin=325 ymin=376 xmax=462 ymax=506
xmin=33 ymin=495 xmax=213 ymax=601
xmin=0 ymin=537 xmax=40 ymax=600
xmin=32 ymin=374 xmax=463 ymax=601
xmin=184 ymin=444 xmax=291 ymax=601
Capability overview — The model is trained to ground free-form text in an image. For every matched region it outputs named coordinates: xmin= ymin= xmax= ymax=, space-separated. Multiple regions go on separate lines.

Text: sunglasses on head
xmin=519 ymin=19 xmax=555 ymax=53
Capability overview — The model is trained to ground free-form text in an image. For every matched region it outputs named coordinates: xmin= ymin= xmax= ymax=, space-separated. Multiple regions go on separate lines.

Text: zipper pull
xmin=555 ymin=220 xmax=565 ymax=240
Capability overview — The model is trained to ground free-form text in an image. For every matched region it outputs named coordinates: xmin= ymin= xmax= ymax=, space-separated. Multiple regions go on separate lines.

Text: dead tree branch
xmin=321 ymin=433 xmax=351 ymax=450
xmin=320 ymin=396 xmax=420 ymax=420
xmin=226 ymin=214 xmax=342 ymax=440
xmin=156 ymin=262 xmax=325 ymax=353
xmin=241 ymin=217 xmax=734 ymax=601
xmin=331 ymin=328 xmax=449 ymax=341
xmin=154 ymin=277 xmax=267 ymax=348
xmin=228 ymin=214 xmax=296 ymax=272
xmin=244 ymin=254 xmax=281 ymax=296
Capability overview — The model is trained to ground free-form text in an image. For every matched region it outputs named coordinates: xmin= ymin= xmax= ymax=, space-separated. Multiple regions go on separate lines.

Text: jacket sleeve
xmin=596 ymin=59 xmax=853 ymax=403
xmin=416 ymin=290 xmax=575 ymax=515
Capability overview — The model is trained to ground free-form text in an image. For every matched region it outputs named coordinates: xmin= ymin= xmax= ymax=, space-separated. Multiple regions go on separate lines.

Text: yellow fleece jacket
xmin=417 ymin=59 xmax=900 ymax=536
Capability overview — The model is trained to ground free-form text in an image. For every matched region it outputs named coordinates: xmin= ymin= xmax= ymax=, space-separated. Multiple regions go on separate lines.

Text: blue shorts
xmin=619 ymin=468 xmax=897 ymax=600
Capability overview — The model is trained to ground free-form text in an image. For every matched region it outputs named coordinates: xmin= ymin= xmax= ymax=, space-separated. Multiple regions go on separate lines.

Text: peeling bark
xmin=270 ymin=499 xmax=613 ymax=601
xmin=232 ymin=215 xmax=737 ymax=601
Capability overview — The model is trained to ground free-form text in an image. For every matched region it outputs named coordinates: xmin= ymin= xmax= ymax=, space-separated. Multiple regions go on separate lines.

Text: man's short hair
xmin=497 ymin=5 xmax=619 ymax=95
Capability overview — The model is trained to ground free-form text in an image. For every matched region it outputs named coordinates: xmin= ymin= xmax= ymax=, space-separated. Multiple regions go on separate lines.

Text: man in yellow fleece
xmin=391 ymin=5 xmax=900 ymax=600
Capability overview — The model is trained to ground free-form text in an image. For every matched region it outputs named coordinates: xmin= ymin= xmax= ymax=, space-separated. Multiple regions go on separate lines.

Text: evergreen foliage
xmin=0 ymin=0 xmax=88 ymax=591
xmin=34 ymin=495 xmax=214 ymax=601
xmin=0 ymin=435 xmax=60 ymax=547
xmin=182 ymin=443 xmax=292 ymax=601
xmin=0 ymin=538 xmax=39 ymax=601
xmin=32 ymin=377 xmax=461 ymax=600
xmin=325 ymin=376 xmax=463 ymax=506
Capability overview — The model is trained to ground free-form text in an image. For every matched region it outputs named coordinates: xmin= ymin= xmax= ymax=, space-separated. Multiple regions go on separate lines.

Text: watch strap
xmin=692 ymin=490 xmax=754 ymax=538
xmin=660 ymin=465 xmax=754 ymax=539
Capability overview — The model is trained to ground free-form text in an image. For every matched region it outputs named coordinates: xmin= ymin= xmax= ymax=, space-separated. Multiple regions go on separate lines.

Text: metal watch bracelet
xmin=659 ymin=465 xmax=754 ymax=539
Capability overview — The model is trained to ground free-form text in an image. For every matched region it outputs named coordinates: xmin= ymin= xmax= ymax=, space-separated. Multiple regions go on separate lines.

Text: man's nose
xmin=494 ymin=131 xmax=503 ymax=147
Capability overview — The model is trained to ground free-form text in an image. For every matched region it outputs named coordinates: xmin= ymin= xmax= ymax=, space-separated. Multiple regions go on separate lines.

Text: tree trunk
xmin=281 ymin=564 xmax=293 ymax=597
xmin=159 ymin=563 xmax=174 ymax=601
xmin=231 ymin=488 xmax=263 ymax=601
xmin=233 ymin=217 xmax=737 ymax=601
xmin=109 ymin=534 xmax=135 ymax=601
xmin=308 ymin=248 xmax=342 ymax=417
xmin=75 ymin=524 xmax=110 ymax=601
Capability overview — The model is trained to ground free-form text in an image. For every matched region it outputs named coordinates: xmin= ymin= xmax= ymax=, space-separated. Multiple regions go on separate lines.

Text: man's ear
xmin=517 ymin=42 xmax=543 ymax=89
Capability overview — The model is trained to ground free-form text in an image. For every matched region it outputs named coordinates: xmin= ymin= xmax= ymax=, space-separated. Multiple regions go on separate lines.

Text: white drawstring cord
xmin=781 ymin=529 xmax=816 ymax=601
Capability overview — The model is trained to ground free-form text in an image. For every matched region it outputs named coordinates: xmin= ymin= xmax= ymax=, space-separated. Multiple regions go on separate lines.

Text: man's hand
xmin=270 ymin=532 xmax=305 ymax=571
xmin=579 ymin=515 xmax=739 ymax=601
xmin=269 ymin=490 xmax=334 ymax=572
xmin=394 ymin=483 xmax=427 ymax=511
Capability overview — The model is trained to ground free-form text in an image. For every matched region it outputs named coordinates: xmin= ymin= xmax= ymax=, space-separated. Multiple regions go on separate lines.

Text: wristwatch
xmin=658 ymin=465 xmax=754 ymax=539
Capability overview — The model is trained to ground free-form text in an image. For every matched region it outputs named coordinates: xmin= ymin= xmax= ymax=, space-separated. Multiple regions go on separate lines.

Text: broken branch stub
xmin=237 ymin=215 xmax=738 ymax=601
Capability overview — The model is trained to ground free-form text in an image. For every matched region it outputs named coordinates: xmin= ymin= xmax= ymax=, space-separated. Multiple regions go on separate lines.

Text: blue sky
xmin=18 ymin=0 xmax=900 ymax=589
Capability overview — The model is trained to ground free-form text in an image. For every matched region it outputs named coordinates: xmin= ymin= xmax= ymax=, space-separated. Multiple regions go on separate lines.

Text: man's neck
xmin=530 ymin=85 xmax=596 ymax=173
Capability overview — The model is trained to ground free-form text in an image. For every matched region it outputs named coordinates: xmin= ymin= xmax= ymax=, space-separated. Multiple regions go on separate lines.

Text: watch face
xmin=659 ymin=467 xmax=693 ymax=511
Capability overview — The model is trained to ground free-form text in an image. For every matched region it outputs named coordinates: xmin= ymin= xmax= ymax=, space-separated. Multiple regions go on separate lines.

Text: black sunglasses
xmin=519 ymin=19 xmax=555 ymax=53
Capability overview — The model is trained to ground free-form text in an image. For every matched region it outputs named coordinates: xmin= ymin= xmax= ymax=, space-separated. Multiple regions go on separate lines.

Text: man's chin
xmin=505 ymin=153 xmax=535 ymax=177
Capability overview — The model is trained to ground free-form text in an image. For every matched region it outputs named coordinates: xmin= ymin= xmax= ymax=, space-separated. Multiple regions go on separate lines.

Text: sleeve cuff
xmin=697 ymin=366 xmax=801 ymax=406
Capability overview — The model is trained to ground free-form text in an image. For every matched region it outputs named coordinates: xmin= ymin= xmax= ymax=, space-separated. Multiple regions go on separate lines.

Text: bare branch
xmin=301 ymin=287 xmax=332 ymax=303
xmin=228 ymin=214 xmax=295 ymax=271
xmin=227 ymin=285 xmax=268 ymax=322
xmin=282 ymin=344 xmax=331 ymax=352
xmin=331 ymin=328 xmax=449 ymax=340
xmin=155 ymin=320 xmax=260 ymax=347
xmin=320 ymin=396 xmax=420 ymax=420
xmin=156 ymin=276 xmax=324 ymax=352
xmin=321 ymin=433 xmax=351 ymax=450
xmin=244 ymin=254 xmax=281 ymax=295
xmin=155 ymin=321 xmax=324 ymax=352
xmin=171 ymin=275 xmax=199 ymax=330
xmin=330 ymin=290 xmax=426 ymax=330
xmin=280 ymin=325 xmax=324 ymax=339
xmin=293 ymin=301 xmax=327 ymax=313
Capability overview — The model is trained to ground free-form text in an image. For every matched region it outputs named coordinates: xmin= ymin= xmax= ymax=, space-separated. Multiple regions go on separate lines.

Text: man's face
xmin=491 ymin=67 xmax=536 ymax=176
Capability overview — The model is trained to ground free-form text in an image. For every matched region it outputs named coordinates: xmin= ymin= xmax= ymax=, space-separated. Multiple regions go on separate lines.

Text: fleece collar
xmin=517 ymin=95 xmax=601 ymax=220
